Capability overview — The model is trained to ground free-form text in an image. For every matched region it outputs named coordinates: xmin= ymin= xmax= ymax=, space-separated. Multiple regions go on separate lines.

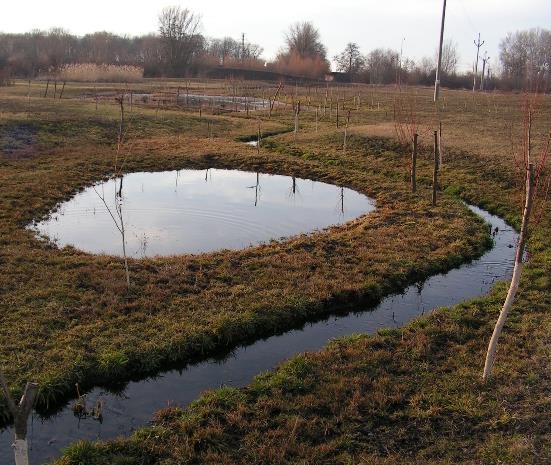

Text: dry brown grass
xmin=56 ymin=64 xmax=144 ymax=83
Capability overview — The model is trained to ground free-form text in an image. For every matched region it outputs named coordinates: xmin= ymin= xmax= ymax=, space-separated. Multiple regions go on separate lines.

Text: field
xmin=0 ymin=79 xmax=549 ymax=464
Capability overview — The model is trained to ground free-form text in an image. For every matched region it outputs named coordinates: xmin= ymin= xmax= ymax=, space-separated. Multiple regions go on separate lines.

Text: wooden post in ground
xmin=336 ymin=101 xmax=339 ymax=128
xmin=315 ymin=106 xmax=319 ymax=132
xmin=432 ymin=131 xmax=439 ymax=206
xmin=269 ymin=83 xmax=282 ymax=119
xmin=411 ymin=133 xmax=418 ymax=193
xmin=0 ymin=371 xmax=39 ymax=465
xmin=343 ymin=110 xmax=351 ymax=153
xmin=27 ymin=80 xmax=31 ymax=117
xmin=53 ymin=80 xmax=57 ymax=100
xmin=43 ymin=79 xmax=49 ymax=98
xmin=257 ymin=119 xmax=261 ymax=155
xmin=439 ymin=121 xmax=443 ymax=166
xmin=294 ymin=101 xmax=301 ymax=142
xmin=58 ymin=81 xmax=66 ymax=100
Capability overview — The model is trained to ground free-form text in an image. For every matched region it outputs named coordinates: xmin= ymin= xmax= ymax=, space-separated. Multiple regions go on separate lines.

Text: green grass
xmin=54 ymin=136 xmax=550 ymax=464
xmin=0 ymin=80 xmax=549 ymax=464
xmin=0 ymin=83 xmax=493 ymax=422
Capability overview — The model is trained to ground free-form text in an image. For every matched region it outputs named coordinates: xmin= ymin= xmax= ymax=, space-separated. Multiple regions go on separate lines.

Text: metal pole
xmin=434 ymin=0 xmax=448 ymax=102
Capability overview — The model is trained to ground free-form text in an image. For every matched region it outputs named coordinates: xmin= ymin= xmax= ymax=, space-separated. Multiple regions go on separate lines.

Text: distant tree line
xmin=0 ymin=6 xmax=548 ymax=91
xmin=335 ymin=28 xmax=550 ymax=91
xmin=0 ymin=7 xmax=268 ymax=80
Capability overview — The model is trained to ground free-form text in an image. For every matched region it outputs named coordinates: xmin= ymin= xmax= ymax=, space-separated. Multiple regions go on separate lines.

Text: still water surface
xmin=31 ymin=169 xmax=375 ymax=257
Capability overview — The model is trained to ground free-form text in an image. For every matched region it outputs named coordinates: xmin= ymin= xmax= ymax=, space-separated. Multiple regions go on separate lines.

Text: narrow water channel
xmin=0 ymin=205 xmax=517 ymax=464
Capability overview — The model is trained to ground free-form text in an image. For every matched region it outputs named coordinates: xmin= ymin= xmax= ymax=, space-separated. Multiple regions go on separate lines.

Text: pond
xmin=30 ymin=169 xmax=375 ymax=257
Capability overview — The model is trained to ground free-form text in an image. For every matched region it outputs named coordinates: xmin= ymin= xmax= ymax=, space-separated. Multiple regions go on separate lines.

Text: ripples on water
xmin=31 ymin=169 xmax=375 ymax=257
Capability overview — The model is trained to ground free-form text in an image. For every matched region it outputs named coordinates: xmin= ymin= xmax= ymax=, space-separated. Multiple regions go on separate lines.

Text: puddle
xmin=1 ymin=205 xmax=517 ymax=465
xmin=30 ymin=169 xmax=375 ymax=258
xmin=84 ymin=92 xmax=272 ymax=112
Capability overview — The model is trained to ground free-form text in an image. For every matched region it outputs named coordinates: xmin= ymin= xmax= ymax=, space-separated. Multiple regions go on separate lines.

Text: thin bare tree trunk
xmin=483 ymin=164 xmax=534 ymax=381
xmin=269 ymin=83 xmax=283 ymax=118
xmin=0 ymin=370 xmax=39 ymax=465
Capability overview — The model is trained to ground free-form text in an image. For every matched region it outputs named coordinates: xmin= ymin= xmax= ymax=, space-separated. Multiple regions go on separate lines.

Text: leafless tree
xmin=434 ymin=39 xmax=459 ymax=76
xmin=284 ymin=22 xmax=327 ymax=60
xmin=158 ymin=6 xmax=202 ymax=76
xmin=483 ymin=96 xmax=550 ymax=380
xmin=500 ymin=28 xmax=551 ymax=89
xmin=366 ymin=48 xmax=399 ymax=84
xmin=334 ymin=42 xmax=365 ymax=76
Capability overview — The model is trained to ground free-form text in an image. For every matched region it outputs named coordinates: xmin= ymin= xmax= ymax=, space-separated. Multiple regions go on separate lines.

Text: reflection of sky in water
xmin=31 ymin=169 xmax=375 ymax=257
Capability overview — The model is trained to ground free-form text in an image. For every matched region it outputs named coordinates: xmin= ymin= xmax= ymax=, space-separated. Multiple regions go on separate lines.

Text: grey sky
xmin=1 ymin=0 xmax=549 ymax=71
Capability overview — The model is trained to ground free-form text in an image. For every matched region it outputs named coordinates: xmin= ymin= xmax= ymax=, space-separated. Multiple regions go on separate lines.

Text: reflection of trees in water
xmin=334 ymin=187 xmax=345 ymax=217
xmin=93 ymin=179 xmax=130 ymax=287
xmin=247 ymin=172 xmax=261 ymax=207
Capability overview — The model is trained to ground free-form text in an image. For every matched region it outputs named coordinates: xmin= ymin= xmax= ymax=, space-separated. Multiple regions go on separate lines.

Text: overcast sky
xmin=1 ymin=0 xmax=549 ymax=71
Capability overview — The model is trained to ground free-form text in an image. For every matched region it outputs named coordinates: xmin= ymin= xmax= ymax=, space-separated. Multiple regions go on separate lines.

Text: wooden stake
xmin=58 ymin=81 xmax=66 ymax=100
xmin=439 ymin=121 xmax=443 ymax=166
xmin=27 ymin=80 xmax=31 ymax=117
xmin=411 ymin=133 xmax=418 ymax=193
xmin=257 ymin=119 xmax=261 ymax=155
xmin=294 ymin=101 xmax=301 ymax=141
xmin=432 ymin=131 xmax=439 ymax=206
xmin=315 ymin=106 xmax=319 ymax=132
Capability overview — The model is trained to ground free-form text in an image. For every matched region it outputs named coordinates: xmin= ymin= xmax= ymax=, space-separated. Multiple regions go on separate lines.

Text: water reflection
xmin=31 ymin=169 xmax=375 ymax=258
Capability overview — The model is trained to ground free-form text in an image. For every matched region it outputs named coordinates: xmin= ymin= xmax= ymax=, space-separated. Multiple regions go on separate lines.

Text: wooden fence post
xmin=412 ymin=133 xmax=418 ymax=193
xmin=432 ymin=131 xmax=439 ymax=206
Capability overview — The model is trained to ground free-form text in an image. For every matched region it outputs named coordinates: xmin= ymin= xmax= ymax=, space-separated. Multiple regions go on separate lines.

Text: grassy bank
xmin=0 ymin=84 xmax=492 ymax=421
xmin=55 ymin=133 xmax=551 ymax=465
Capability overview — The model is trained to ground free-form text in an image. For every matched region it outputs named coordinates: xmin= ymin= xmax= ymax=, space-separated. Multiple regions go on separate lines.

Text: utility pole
xmin=434 ymin=0 xmax=448 ymax=102
xmin=473 ymin=33 xmax=485 ymax=92
xmin=480 ymin=53 xmax=490 ymax=91
xmin=241 ymin=33 xmax=246 ymax=62
xmin=398 ymin=37 xmax=405 ymax=87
